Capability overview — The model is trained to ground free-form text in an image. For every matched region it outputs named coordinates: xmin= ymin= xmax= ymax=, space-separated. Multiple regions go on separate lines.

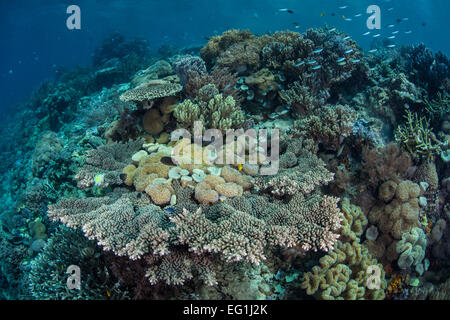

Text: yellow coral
xmin=143 ymin=109 xmax=164 ymax=135
xmin=145 ymin=183 xmax=173 ymax=205
xmin=301 ymin=201 xmax=386 ymax=300
xmin=122 ymin=164 xmax=137 ymax=186
xmin=195 ymin=182 xmax=219 ymax=204
xmin=203 ymin=175 xmax=226 ymax=189
xmin=215 ymin=182 xmax=243 ymax=198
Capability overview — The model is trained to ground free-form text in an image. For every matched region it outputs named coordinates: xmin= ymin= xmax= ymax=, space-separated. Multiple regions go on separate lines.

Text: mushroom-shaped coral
xmin=145 ymin=181 xmax=174 ymax=206
xmin=195 ymin=182 xmax=219 ymax=204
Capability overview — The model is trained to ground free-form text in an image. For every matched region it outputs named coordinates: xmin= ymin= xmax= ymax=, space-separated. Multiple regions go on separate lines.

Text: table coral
xmin=75 ymin=139 xmax=143 ymax=189
xmin=254 ymin=150 xmax=334 ymax=197
xmin=301 ymin=199 xmax=386 ymax=300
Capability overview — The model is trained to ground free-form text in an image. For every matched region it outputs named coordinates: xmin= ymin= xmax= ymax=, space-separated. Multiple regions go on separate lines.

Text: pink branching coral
xmin=75 ymin=139 xmax=143 ymax=189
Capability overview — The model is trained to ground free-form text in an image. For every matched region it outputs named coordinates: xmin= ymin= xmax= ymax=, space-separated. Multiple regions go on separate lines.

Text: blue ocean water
xmin=0 ymin=0 xmax=449 ymax=302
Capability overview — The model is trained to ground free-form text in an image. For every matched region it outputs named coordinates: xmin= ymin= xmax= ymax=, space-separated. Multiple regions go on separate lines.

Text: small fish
xmin=279 ymin=8 xmax=294 ymax=14
xmin=345 ymin=18 xmax=353 ymax=22
xmin=295 ymin=61 xmax=305 ymax=66
xmin=388 ymin=24 xmax=395 ymax=28
xmin=336 ymin=57 xmax=346 ymax=62
xmin=306 ymin=60 xmax=317 ymax=65
xmin=94 ymin=173 xmax=105 ymax=187
xmin=387 ymin=44 xmax=396 ymax=48
xmin=329 ymin=27 xmax=337 ymax=32
xmin=351 ymin=59 xmax=361 ymax=63
xmin=388 ymin=7 xmax=394 ymax=11
xmin=311 ymin=65 xmax=322 ymax=70
xmin=392 ymin=31 xmax=399 ymax=34
xmin=337 ymin=61 xmax=347 ymax=66
xmin=354 ymin=13 xmax=362 ymax=17
xmin=373 ymin=34 xmax=381 ymax=38
xmin=405 ymin=30 xmax=412 ymax=34
xmin=312 ymin=48 xmax=323 ymax=54
xmin=368 ymin=49 xmax=378 ymax=53
xmin=344 ymin=49 xmax=353 ymax=54
xmin=106 ymin=289 xmax=111 ymax=297
xmin=342 ymin=36 xmax=351 ymax=40
xmin=219 ymin=195 xmax=227 ymax=202
xmin=402 ymin=17 xmax=409 ymax=21
xmin=363 ymin=31 xmax=371 ymax=36
xmin=321 ymin=12 xmax=325 ymax=17
xmin=160 ymin=156 xmax=175 ymax=166
xmin=8 ymin=69 xmax=13 ymax=74
xmin=339 ymin=6 xmax=348 ymax=9
xmin=165 ymin=206 xmax=175 ymax=213
xmin=237 ymin=164 xmax=243 ymax=171
xmin=387 ymin=35 xmax=396 ymax=39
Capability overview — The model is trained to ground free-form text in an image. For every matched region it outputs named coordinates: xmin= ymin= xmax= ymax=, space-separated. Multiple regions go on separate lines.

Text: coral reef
xmin=301 ymin=199 xmax=387 ymax=300
xmin=75 ymin=139 xmax=143 ymax=189
xmin=174 ymin=87 xmax=245 ymax=132
xmin=1 ymin=26 xmax=450 ymax=302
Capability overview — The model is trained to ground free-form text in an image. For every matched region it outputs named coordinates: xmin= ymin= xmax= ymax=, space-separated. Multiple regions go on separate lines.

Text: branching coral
xmin=171 ymin=193 xmax=342 ymax=264
xmin=31 ymin=131 xmax=64 ymax=177
xmin=361 ymin=142 xmax=412 ymax=188
xmin=395 ymin=108 xmax=446 ymax=159
xmin=120 ymin=83 xmax=182 ymax=109
xmin=48 ymin=191 xmax=170 ymax=259
xmin=254 ymin=150 xmax=334 ymax=197
xmin=28 ymin=226 xmax=125 ymax=300
xmin=301 ymin=199 xmax=386 ymax=300
xmin=75 ymin=139 xmax=143 ymax=189
xmin=173 ymin=55 xmax=207 ymax=85
xmin=200 ymin=29 xmax=256 ymax=69
xmin=292 ymin=104 xmax=356 ymax=150
xmin=174 ymin=88 xmax=244 ymax=133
